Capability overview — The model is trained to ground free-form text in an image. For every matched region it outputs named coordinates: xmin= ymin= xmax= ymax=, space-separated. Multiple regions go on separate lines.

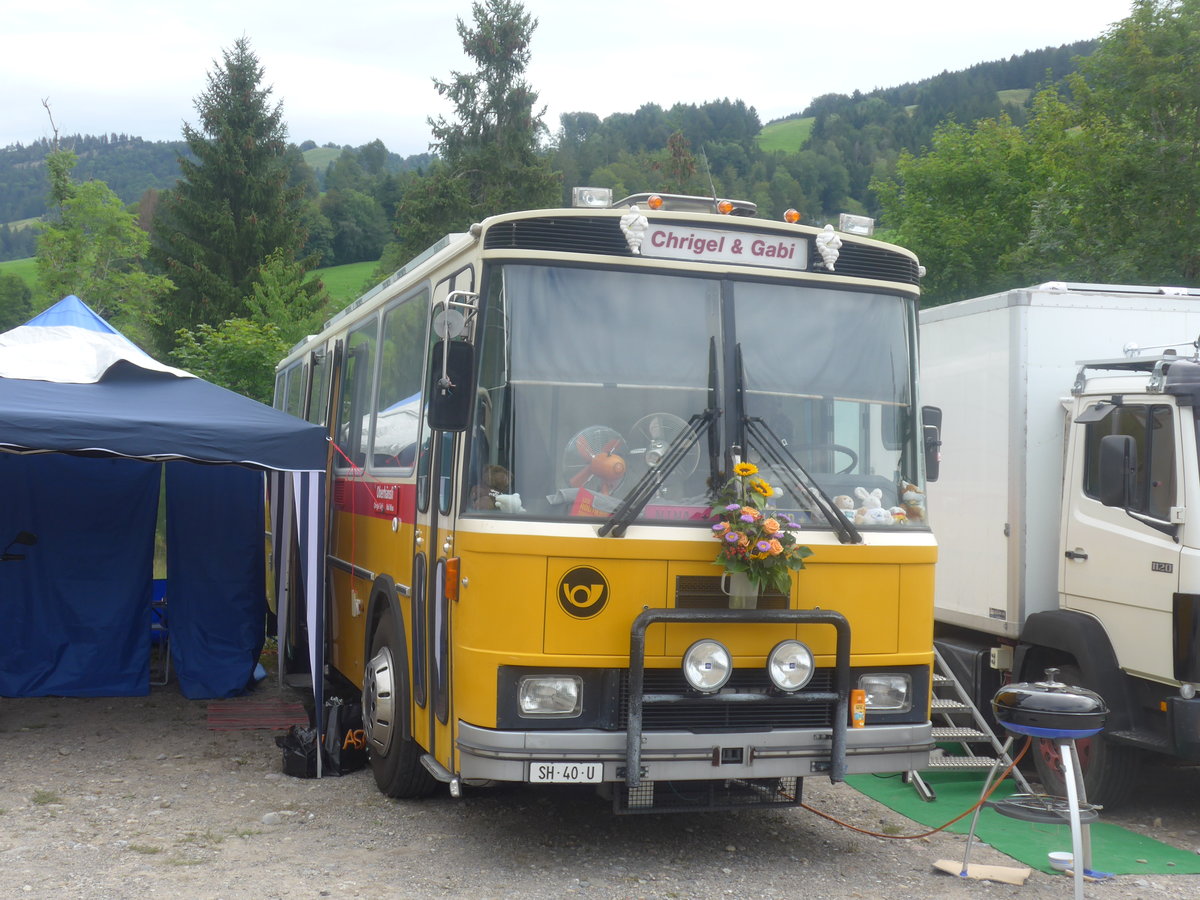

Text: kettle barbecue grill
xmin=960 ymin=669 xmax=1111 ymax=899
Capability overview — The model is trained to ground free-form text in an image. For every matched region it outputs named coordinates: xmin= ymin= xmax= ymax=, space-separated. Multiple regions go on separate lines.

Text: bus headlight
xmin=858 ymin=673 xmax=912 ymax=712
xmin=518 ymin=675 xmax=583 ymax=717
xmin=767 ymin=640 xmax=814 ymax=692
xmin=682 ymin=639 xmax=731 ymax=693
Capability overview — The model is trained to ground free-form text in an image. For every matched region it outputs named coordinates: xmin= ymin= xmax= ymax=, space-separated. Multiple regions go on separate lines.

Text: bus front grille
xmin=619 ymin=669 xmax=836 ymax=731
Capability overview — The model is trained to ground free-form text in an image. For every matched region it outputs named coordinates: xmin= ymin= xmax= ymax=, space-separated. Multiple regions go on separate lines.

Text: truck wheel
xmin=362 ymin=607 xmax=438 ymax=799
xmin=1030 ymin=664 xmax=1141 ymax=807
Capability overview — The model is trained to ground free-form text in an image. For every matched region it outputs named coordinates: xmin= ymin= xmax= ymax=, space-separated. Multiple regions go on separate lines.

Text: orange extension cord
xmin=797 ymin=736 xmax=1032 ymax=840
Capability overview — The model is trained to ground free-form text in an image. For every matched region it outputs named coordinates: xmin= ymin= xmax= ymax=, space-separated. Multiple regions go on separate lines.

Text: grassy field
xmin=302 ymin=147 xmax=341 ymax=174
xmin=998 ymin=88 xmax=1033 ymax=107
xmin=0 ymin=256 xmax=37 ymax=289
xmin=756 ymin=117 xmax=814 ymax=153
xmin=310 ymin=259 xmax=378 ymax=303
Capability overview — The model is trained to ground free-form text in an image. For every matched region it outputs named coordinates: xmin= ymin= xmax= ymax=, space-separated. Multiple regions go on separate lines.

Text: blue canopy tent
xmin=0 ymin=298 xmax=328 ymax=740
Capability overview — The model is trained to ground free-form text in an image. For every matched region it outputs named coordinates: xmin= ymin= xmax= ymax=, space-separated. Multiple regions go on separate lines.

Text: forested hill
xmin=0 ymin=38 xmax=1095 ymax=261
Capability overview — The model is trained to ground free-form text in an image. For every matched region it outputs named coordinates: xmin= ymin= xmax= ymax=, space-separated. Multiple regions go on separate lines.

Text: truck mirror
xmin=428 ymin=339 xmax=475 ymax=432
xmin=1097 ymin=434 xmax=1136 ymax=508
xmin=922 ymin=405 xmax=942 ymax=482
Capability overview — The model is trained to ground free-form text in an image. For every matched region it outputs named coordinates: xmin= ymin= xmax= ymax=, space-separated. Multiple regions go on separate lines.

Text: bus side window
xmin=373 ymin=295 xmax=427 ymax=470
xmin=335 ymin=319 xmax=378 ymax=469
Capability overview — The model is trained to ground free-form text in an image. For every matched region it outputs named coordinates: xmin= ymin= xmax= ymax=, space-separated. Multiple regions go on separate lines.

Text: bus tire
xmin=1030 ymin=664 xmax=1141 ymax=808
xmin=363 ymin=607 xmax=438 ymax=799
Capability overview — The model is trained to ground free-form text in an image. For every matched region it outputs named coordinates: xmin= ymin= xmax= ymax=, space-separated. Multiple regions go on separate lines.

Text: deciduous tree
xmin=872 ymin=115 xmax=1035 ymax=304
xmin=0 ymin=272 xmax=32 ymax=331
xmin=36 ymin=148 xmax=173 ymax=348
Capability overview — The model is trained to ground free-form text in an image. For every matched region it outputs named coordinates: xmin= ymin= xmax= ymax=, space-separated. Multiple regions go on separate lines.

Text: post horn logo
xmin=557 ymin=566 xmax=610 ymax=619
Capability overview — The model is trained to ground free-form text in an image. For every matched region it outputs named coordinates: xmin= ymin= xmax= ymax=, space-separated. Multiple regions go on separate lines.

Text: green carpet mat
xmin=846 ymin=769 xmax=1200 ymax=875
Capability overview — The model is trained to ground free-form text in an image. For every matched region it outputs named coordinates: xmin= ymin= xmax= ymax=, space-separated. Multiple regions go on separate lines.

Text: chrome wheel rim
xmin=362 ymin=645 xmax=397 ymax=756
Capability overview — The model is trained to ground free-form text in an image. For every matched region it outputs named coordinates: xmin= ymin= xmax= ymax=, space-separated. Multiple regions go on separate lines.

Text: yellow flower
xmin=733 ymin=462 xmax=758 ymax=477
xmin=750 ymin=478 xmax=773 ymax=497
xmin=762 ymin=517 xmax=780 ymax=535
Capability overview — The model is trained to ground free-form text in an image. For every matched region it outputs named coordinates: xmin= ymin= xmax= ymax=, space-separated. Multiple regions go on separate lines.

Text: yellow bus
xmin=275 ymin=189 xmax=937 ymax=812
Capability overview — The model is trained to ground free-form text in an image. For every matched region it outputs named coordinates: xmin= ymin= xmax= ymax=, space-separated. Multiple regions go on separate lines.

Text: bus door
xmin=414 ymin=280 xmax=477 ymax=772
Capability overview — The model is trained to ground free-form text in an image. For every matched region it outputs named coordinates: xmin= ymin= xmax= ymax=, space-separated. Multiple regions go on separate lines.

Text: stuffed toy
xmin=832 ymin=495 xmax=856 ymax=520
xmin=853 ymin=487 xmax=892 ymax=525
xmin=900 ymin=482 xmax=926 ymax=523
xmin=889 ymin=506 xmax=908 ymax=524
xmin=472 ymin=464 xmax=524 ymax=512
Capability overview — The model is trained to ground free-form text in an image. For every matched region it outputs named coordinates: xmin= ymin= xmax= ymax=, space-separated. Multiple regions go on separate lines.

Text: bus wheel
xmin=362 ymin=608 xmax=438 ymax=799
xmin=1030 ymin=664 xmax=1140 ymax=808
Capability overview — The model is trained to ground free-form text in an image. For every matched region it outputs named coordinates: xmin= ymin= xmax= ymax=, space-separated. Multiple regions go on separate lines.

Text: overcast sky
xmin=4 ymin=0 xmax=1135 ymax=157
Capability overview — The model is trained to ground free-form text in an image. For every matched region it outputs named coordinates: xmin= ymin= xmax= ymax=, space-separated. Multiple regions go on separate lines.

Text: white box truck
xmin=920 ymin=282 xmax=1200 ymax=805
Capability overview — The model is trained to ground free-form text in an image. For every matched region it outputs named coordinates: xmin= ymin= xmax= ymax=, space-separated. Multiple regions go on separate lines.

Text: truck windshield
xmin=467 ymin=263 xmax=924 ymax=528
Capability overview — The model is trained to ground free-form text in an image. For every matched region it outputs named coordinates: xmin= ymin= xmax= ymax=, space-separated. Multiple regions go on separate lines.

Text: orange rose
xmin=762 ymin=518 xmax=780 ymax=535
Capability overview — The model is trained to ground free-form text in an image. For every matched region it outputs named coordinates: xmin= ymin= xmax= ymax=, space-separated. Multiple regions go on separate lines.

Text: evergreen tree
xmin=396 ymin=0 xmax=559 ymax=252
xmin=151 ymin=37 xmax=312 ymax=341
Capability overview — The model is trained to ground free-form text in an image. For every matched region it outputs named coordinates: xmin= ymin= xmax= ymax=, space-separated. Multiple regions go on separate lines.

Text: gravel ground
xmin=2 ymin=669 xmax=1199 ymax=900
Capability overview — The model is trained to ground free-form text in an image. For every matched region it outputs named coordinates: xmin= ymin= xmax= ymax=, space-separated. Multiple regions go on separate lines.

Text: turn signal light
xmin=444 ymin=557 xmax=461 ymax=603
xmin=646 ymin=194 xmax=664 ymax=210
xmin=783 ymin=208 xmax=801 ymax=224
xmin=716 ymin=199 xmax=734 ymax=215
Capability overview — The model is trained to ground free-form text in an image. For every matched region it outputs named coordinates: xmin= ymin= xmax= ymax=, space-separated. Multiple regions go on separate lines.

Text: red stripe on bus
xmin=333 ymin=479 xmax=417 ymax=522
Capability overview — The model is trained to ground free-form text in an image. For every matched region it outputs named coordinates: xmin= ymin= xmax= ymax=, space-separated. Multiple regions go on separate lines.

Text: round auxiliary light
xmin=717 ymin=199 xmax=734 ymax=215
xmin=682 ymin=639 xmax=732 ymax=693
xmin=767 ymin=640 xmax=815 ymax=692
xmin=646 ymin=194 xmax=664 ymax=210
xmin=783 ymin=208 xmax=801 ymax=224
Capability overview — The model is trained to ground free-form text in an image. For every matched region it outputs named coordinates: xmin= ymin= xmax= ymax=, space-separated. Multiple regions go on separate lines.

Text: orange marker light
xmin=647 ymin=194 xmax=664 ymax=210
xmin=850 ymin=689 xmax=867 ymax=727
xmin=717 ymin=199 xmax=734 ymax=215
xmin=784 ymin=208 xmax=801 ymax=224
xmin=444 ymin=557 xmax=461 ymax=603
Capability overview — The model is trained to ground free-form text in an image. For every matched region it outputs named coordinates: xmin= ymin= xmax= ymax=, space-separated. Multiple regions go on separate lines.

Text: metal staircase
xmin=904 ymin=646 xmax=1034 ymax=801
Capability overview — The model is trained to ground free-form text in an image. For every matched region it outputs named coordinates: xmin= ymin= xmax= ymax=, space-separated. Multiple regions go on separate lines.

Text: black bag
xmin=321 ymin=697 xmax=369 ymax=776
xmin=275 ymin=725 xmax=320 ymax=778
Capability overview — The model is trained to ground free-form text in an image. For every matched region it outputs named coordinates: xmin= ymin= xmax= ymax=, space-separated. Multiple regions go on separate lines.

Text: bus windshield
xmin=468 ymin=263 xmax=923 ymax=528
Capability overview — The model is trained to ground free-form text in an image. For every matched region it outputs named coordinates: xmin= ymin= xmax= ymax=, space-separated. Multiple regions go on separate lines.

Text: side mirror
xmin=428 ymin=340 xmax=475 ymax=432
xmin=922 ymin=405 xmax=942 ymax=483
xmin=1098 ymin=434 xmax=1136 ymax=508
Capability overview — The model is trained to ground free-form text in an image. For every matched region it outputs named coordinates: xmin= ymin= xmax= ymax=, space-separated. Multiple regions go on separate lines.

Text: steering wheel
xmin=792 ymin=443 xmax=858 ymax=475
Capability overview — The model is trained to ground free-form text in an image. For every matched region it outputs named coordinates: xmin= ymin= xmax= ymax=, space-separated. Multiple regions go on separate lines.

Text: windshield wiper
xmin=599 ymin=408 xmax=719 ymax=538
xmin=744 ymin=417 xmax=863 ymax=544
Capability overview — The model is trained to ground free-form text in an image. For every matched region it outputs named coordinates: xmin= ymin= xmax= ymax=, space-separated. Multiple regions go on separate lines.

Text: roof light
xmin=572 ymin=187 xmax=612 ymax=208
xmin=717 ymin=199 xmax=734 ymax=215
xmin=838 ymin=213 xmax=875 ymax=236
xmin=647 ymin=194 xmax=664 ymax=210
xmin=783 ymin=208 xmax=801 ymax=224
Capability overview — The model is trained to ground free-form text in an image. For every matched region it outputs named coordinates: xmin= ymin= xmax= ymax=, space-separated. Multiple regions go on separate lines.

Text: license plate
xmin=528 ymin=762 xmax=603 ymax=783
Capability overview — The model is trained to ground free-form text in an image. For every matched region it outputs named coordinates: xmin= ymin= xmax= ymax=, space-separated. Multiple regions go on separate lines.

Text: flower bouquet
xmin=710 ymin=462 xmax=812 ymax=600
